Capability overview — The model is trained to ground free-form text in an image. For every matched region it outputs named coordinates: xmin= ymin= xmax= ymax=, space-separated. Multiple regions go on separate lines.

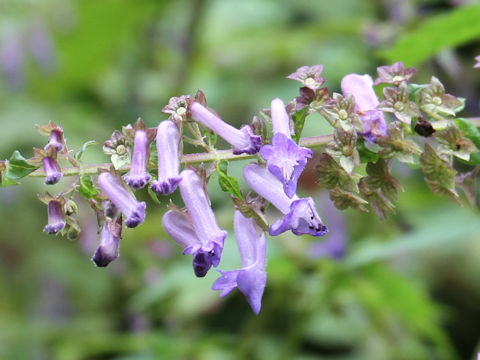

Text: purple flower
xmin=374 ymin=61 xmax=416 ymax=86
xmin=92 ymin=217 xmax=122 ymax=267
xmin=151 ymin=120 xmax=182 ymax=195
xmin=163 ymin=209 xmax=225 ymax=277
xmin=28 ymin=21 xmax=55 ymax=73
xmin=341 ymin=74 xmax=387 ymax=142
xmin=43 ymin=199 xmax=65 ymax=235
xmin=164 ymin=169 xmax=226 ymax=277
xmin=243 ymin=164 xmax=327 ymax=237
xmin=260 ymin=98 xmax=313 ymax=198
xmin=98 ymin=172 xmax=146 ymax=228
xmin=42 ymin=156 xmax=62 ymax=185
xmin=189 ymin=101 xmax=262 ymax=155
xmin=286 ymin=65 xmax=325 ymax=90
xmin=212 ymin=211 xmax=267 ymax=315
xmin=0 ymin=30 xmax=24 ymax=88
xmin=123 ymin=129 xmax=151 ymax=189
xmin=45 ymin=128 xmax=64 ymax=152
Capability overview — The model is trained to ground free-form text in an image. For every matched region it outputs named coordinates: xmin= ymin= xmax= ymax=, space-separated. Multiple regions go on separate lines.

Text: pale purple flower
xmin=374 ymin=61 xmax=416 ymax=85
xmin=123 ymin=129 xmax=151 ymax=189
xmin=98 ymin=172 xmax=146 ymax=228
xmin=474 ymin=56 xmax=480 ymax=69
xmin=171 ymin=169 xmax=227 ymax=276
xmin=151 ymin=120 xmax=182 ymax=195
xmin=260 ymin=98 xmax=312 ymax=198
xmin=42 ymin=156 xmax=62 ymax=185
xmin=0 ymin=30 xmax=24 ymax=88
xmin=212 ymin=211 xmax=267 ymax=315
xmin=341 ymin=74 xmax=387 ymax=142
xmin=43 ymin=199 xmax=65 ymax=235
xmin=286 ymin=65 xmax=325 ymax=90
xmin=243 ymin=164 xmax=327 ymax=237
xmin=189 ymin=102 xmax=262 ymax=155
xmin=92 ymin=217 xmax=122 ymax=267
xmin=28 ymin=21 xmax=55 ymax=72
xmin=162 ymin=95 xmax=190 ymax=122
xmin=45 ymin=128 xmax=64 ymax=152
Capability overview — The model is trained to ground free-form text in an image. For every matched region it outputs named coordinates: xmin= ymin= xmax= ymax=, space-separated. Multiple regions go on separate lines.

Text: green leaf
xmin=1 ymin=150 xmax=38 ymax=186
xmin=455 ymin=118 xmax=480 ymax=164
xmin=78 ymin=176 xmax=99 ymax=199
xmin=74 ymin=140 xmax=97 ymax=160
xmin=380 ymin=3 xmax=480 ymax=66
xmin=216 ymin=160 xmax=244 ymax=200
xmin=292 ymin=107 xmax=308 ymax=143
xmin=147 ymin=185 xmax=162 ymax=205
xmin=356 ymin=139 xmax=379 ymax=163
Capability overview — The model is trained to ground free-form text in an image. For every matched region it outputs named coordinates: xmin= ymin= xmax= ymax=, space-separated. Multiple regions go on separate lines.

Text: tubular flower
xmin=163 ymin=169 xmax=227 ymax=277
xmin=341 ymin=74 xmax=387 ymax=142
xmin=243 ymin=164 xmax=327 ymax=237
xmin=151 ymin=120 xmax=182 ymax=195
xmin=212 ymin=211 xmax=267 ymax=315
xmin=123 ymin=129 xmax=151 ymax=189
xmin=98 ymin=172 xmax=146 ymax=228
xmin=43 ymin=199 xmax=66 ymax=235
xmin=45 ymin=127 xmax=64 ymax=152
xmin=189 ymin=101 xmax=262 ymax=155
xmin=92 ymin=217 xmax=122 ymax=267
xmin=260 ymin=98 xmax=312 ymax=198
xmin=42 ymin=156 xmax=62 ymax=185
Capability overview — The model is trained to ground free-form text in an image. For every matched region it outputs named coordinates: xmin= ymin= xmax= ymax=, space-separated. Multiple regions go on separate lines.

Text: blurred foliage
xmin=1 ymin=0 xmax=480 ymax=359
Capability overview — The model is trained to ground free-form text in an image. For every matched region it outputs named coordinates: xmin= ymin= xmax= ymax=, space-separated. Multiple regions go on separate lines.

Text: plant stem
xmin=27 ymin=134 xmax=334 ymax=178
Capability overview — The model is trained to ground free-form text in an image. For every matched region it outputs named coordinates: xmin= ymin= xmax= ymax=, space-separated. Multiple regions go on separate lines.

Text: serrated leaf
xmin=74 ymin=140 xmax=97 ymax=160
xmin=2 ymin=150 xmax=38 ymax=186
xmin=316 ymin=153 xmax=357 ymax=192
xmin=79 ymin=176 xmax=99 ymax=199
xmin=329 ymin=187 xmax=368 ymax=212
xmin=358 ymin=179 xmax=396 ymax=220
xmin=380 ymin=3 xmax=480 ymax=66
xmin=292 ymin=107 xmax=308 ymax=143
xmin=216 ymin=160 xmax=244 ymax=200
xmin=364 ymin=159 xmax=403 ymax=202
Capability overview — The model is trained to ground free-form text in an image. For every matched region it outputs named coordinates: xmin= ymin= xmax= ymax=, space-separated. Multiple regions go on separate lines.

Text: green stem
xmin=27 ymin=134 xmax=334 ymax=178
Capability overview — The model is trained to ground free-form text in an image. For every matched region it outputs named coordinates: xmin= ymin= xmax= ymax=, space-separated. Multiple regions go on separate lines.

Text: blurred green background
xmin=1 ymin=0 xmax=480 ymax=359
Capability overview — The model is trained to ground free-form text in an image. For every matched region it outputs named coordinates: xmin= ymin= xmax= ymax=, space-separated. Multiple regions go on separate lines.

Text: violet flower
xmin=163 ymin=169 xmax=227 ymax=277
xmin=98 ymin=172 xmax=146 ymax=228
xmin=28 ymin=21 xmax=55 ymax=73
xmin=42 ymin=156 xmax=62 ymax=185
xmin=123 ymin=129 xmax=151 ymax=190
xmin=341 ymin=74 xmax=387 ymax=142
xmin=151 ymin=120 xmax=182 ymax=195
xmin=212 ymin=211 xmax=267 ymax=314
xmin=286 ymin=65 xmax=325 ymax=90
xmin=43 ymin=199 xmax=65 ymax=235
xmin=260 ymin=98 xmax=312 ymax=198
xmin=0 ymin=30 xmax=24 ymax=88
xmin=243 ymin=164 xmax=327 ymax=237
xmin=189 ymin=101 xmax=262 ymax=155
xmin=45 ymin=128 xmax=64 ymax=152
xmin=475 ymin=55 xmax=480 ymax=69
xmin=92 ymin=217 xmax=122 ymax=267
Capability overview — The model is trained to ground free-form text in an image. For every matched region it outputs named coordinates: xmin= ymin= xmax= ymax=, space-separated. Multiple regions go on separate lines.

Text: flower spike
xmin=123 ymin=129 xmax=152 ymax=189
xmin=243 ymin=163 xmax=327 ymax=237
xmin=189 ymin=101 xmax=262 ymax=155
xmin=98 ymin=172 xmax=146 ymax=228
xmin=260 ymin=98 xmax=312 ymax=198
xmin=151 ymin=120 xmax=182 ymax=195
xmin=212 ymin=211 xmax=267 ymax=315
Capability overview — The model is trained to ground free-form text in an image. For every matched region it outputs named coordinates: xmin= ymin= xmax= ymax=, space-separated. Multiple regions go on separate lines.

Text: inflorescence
xmin=1 ymin=62 xmax=479 ymax=314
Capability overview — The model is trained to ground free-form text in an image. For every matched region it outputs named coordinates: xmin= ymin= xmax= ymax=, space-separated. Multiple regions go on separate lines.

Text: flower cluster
xmin=3 ymin=62 xmax=479 ymax=315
